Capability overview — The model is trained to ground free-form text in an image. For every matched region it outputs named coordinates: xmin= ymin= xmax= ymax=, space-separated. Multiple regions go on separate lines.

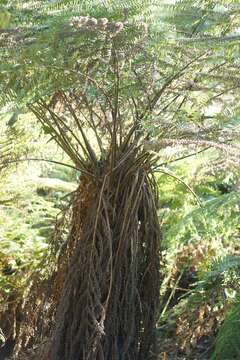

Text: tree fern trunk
xmin=49 ymin=152 xmax=161 ymax=360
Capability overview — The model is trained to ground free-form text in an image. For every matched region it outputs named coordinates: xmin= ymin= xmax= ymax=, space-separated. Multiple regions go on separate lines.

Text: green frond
xmin=198 ymin=255 xmax=240 ymax=290
xmin=1 ymin=0 xmax=239 ymax=169
xmin=163 ymin=191 xmax=240 ymax=248
xmin=211 ymin=302 xmax=240 ymax=359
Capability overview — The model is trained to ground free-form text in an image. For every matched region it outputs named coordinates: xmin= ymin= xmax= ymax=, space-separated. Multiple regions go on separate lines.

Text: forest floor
xmin=158 ymin=336 xmax=214 ymax=359
xmin=1 ymin=335 xmax=214 ymax=360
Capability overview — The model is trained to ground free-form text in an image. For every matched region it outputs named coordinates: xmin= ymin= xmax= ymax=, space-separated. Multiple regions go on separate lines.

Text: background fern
xmin=211 ymin=302 xmax=240 ymax=359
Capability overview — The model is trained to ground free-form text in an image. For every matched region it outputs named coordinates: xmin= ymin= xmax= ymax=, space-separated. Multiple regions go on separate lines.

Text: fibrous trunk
xmin=49 ymin=149 xmax=161 ymax=360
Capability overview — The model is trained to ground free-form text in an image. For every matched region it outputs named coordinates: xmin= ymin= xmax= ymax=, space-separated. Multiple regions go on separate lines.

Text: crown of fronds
xmin=0 ymin=0 xmax=239 ymax=172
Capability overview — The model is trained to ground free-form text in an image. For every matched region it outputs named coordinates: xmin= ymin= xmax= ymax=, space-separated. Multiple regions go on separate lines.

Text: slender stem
xmin=30 ymin=103 xmax=83 ymax=166
xmin=110 ymin=46 xmax=120 ymax=168
xmin=1 ymin=158 xmax=80 ymax=171
xmin=39 ymin=100 xmax=87 ymax=164
xmin=142 ymin=52 xmax=208 ymax=118
xmin=159 ymin=269 xmax=185 ymax=320
xmin=155 ymin=146 xmax=211 ymax=168
xmin=1 ymin=158 xmax=97 ymax=178
xmin=60 ymin=93 xmax=98 ymax=165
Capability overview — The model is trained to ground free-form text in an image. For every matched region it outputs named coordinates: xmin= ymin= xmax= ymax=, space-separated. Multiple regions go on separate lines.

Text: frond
xmin=164 ymin=191 xmax=240 ymax=247
xmin=211 ymin=302 xmax=240 ymax=359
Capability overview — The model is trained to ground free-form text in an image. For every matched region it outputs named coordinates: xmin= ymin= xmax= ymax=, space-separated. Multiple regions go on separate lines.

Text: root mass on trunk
xmin=49 ymin=152 xmax=161 ymax=360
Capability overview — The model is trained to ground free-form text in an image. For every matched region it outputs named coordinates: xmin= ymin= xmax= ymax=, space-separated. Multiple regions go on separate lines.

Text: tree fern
xmin=0 ymin=1 xmax=239 ymax=358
